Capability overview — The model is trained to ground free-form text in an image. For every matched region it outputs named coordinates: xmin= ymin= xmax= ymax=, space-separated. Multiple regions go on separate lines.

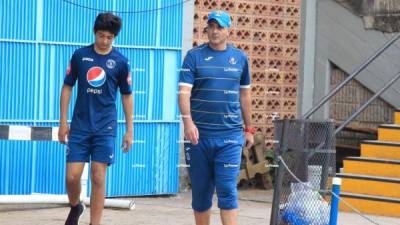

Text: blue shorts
xmin=185 ymin=134 xmax=244 ymax=212
xmin=66 ymin=130 xmax=116 ymax=165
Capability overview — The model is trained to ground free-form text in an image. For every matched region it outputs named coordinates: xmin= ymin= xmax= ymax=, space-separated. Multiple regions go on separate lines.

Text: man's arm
xmin=58 ymin=84 xmax=73 ymax=144
xmin=121 ymin=93 xmax=133 ymax=152
xmin=240 ymin=88 xmax=254 ymax=148
xmin=178 ymin=85 xmax=199 ymax=145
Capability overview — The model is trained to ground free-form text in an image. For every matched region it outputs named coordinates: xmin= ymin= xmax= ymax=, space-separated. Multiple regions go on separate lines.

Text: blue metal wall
xmin=0 ymin=0 xmax=183 ymax=196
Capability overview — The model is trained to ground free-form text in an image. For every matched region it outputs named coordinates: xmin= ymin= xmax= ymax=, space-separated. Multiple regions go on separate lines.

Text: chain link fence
xmin=270 ymin=119 xmax=336 ymax=225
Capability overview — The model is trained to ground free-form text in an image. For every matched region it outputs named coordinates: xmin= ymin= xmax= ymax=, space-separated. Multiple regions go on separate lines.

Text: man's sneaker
xmin=65 ymin=202 xmax=85 ymax=225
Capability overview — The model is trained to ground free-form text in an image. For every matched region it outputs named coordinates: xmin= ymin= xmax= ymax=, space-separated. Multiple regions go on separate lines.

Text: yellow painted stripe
xmin=395 ymin=112 xmax=400 ymax=125
xmin=341 ymin=178 xmax=400 ymax=198
xmin=339 ymin=197 xmax=400 ymax=217
xmin=361 ymin=143 xmax=400 ymax=160
xmin=343 ymin=160 xmax=400 ymax=178
xmin=378 ymin=128 xmax=400 ymax=142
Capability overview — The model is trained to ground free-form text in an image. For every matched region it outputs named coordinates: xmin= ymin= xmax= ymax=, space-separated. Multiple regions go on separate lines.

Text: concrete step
xmin=343 ymin=157 xmax=400 ymax=178
xmin=339 ymin=192 xmax=400 ymax=217
xmin=378 ymin=125 xmax=400 ymax=142
xmin=394 ymin=110 xmax=400 ymax=125
xmin=361 ymin=140 xmax=400 ymax=160
xmin=337 ymin=173 xmax=400 ymax=199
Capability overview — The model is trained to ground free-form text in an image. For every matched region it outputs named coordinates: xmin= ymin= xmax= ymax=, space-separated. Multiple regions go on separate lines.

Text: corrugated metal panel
xmin=0 ymin=140 xmax=34 ymax=194
xmin=152 ymin=50 xmax=165 ymax=120
xmin=162 ymin=50 xmax=180 ymax=120
xmin=0 ymin=42 xmax=78 ymax=120
xmin=0 ymin=0 xmax=184 ymax=196
xmin=115 ymin=1 xmax=158 ymax=47
xmin=0 ymin=43 xmax=37 ymax=120
xmin=116 ymin=49 xmax=181 ymax=121
xmin=115 ymin=48 xmax=151 ymax=121
xmin=0 ymin=122 xmax=180 ymax=196
xmin=115 ymin=48 xmax=180 ymax=121
xmin=34 ymin=140 xmax=67 ymax=194
xmin=175 ymin=51 xmax=183 ymax=119
xmin=101 ymin=122 xmax=179 ymax=196
xmin=33 ymin=122 xmax=67 ymax=194
xmin=0 ymin=122 xmax=66 ymax=195
xmin=0 ymin=1 xmax=36 ymax=40
xmin=159 ymin=0 xmax=183 ymax=47
xmin=36 ymin=45 xmax=78 ymax=120
xmin=41 ymin=0 xmax=183 ymax=48
xmin=42 ymin=0 xmax=113 ymax=43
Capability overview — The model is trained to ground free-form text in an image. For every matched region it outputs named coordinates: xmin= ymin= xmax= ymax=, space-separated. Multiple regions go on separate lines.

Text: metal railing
xmin=335 ymin=70 xmax=400 ymax=134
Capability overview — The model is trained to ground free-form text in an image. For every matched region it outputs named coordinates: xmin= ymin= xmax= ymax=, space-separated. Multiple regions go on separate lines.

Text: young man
xmin=58 ymin=13 xmax=133 ymax=225
xmin=179 ymin=10 xmax=255 ymax=225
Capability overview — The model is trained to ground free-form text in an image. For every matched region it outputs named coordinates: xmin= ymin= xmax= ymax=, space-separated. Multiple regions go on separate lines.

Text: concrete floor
xmin=1 ymin=189 xmax=400 ymax=225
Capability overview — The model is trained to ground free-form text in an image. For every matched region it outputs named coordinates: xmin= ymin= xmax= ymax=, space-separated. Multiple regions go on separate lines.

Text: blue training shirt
xmin=64 ymin=44 xmax=132 ymax=136
xmin=179 ymin=43 xmax=251 ymax=137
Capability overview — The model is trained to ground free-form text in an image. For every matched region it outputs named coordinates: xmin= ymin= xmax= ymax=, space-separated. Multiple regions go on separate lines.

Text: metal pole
xmin=320 ymin=120 xmax=335 ymax=194
xmin=299 ymin=121 xmax=310 ymax=182
xmin=329 ymin=177 xmax=342 ymax=225
xmin=302 ymin=32 xmax=400 ymax=119
xmin=270 ymin=156 xmax=285 ymax=225
xmin=335 ymin=71 xmax=400 ymax=135
xmin=270 ymin=120 xmax=289 ymax=225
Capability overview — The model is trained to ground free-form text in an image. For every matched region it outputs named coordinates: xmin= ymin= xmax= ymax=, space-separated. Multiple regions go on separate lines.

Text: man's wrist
xmin=182 ymin=116 xmax=193 ymax=124
xmin=244 ymin=127 xmax=256 ymax=135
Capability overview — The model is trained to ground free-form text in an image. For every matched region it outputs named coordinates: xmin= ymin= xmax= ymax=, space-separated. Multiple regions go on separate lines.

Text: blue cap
xmin=207 ymin=10 xmax=231 ymax=28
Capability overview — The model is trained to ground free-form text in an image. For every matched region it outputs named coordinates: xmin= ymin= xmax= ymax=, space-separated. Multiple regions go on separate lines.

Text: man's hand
xmin=58 ymin=123 xmax=69 ymax=144
xmin=244 ymin=132 xmax=254 ymax=149
xmin=121 ymin=131 xmax=133 ymax=153
xmin=184 ymin=120 xmax=199 ymax=145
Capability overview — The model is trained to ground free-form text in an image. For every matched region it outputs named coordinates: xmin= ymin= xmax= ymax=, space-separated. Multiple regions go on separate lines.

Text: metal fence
xmin=270 ymin=119 xmax=336 ymax=225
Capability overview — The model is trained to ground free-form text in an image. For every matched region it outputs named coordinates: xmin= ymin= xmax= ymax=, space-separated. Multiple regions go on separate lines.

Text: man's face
xmin=206 ymin=20 xmax=229 ymax=46
xmin=94 ymin=30 xmax=115 ymax=51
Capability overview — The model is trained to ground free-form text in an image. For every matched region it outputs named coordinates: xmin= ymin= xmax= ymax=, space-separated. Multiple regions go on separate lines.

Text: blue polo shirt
xmin=64 ymin=44 xmax=132 ymax=136
xmin=179 ymin=43 xmax=251 ymax=137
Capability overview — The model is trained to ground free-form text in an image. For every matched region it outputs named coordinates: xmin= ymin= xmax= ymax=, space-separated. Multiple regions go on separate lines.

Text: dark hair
xmin=93 ymin=13 xmax=122 ymax=36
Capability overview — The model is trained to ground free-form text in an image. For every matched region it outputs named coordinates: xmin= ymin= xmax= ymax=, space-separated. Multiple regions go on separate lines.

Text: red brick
xmin=266 ymin=99 xmax=281 ymax=111
xmin=236 ymin=2 xmax=254 ymax=14
xmin=253 ymin=30 xmax=269 ymax=43
xmin=268 ymin=45 xmax=284 ymax=58
xmin=285 ymin=5 xmax=300 ymax=17
xmin=220 ymin=0 xmax=236 ymax=13
xmin=270 ymin=5 xmax=284 ymax=17
xmin=252 ymin=70 xmax=267 ymax=83
xmin=201 ymin=0 xmax=220 ymax=10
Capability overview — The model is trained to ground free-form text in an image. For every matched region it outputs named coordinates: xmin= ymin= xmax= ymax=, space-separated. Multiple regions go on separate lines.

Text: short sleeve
xmin=118 ymin=61 xmax=132 ymax=95
xmin=179 ymin=51 xmax=196 ymax=88
xmin=240 ymin=55 xmax=251 ymax=89
xmin=64 ymin=52 xmax=78 ymax=87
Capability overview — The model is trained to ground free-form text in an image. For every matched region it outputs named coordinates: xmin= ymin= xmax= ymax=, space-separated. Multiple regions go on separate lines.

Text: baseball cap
xmin=207 ymin=10 xmax=231 ymax=28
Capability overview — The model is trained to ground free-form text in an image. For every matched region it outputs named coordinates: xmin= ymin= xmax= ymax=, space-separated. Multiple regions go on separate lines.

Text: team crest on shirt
xmin=106 ymin=59 xmax=116 ymax=69
xmin=228 ymin=57 xmax=237 ymax=65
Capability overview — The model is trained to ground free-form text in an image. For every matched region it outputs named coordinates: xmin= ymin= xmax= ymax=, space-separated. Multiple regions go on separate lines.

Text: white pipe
xmin=0 ymin=195 xmax=135 ymax=210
